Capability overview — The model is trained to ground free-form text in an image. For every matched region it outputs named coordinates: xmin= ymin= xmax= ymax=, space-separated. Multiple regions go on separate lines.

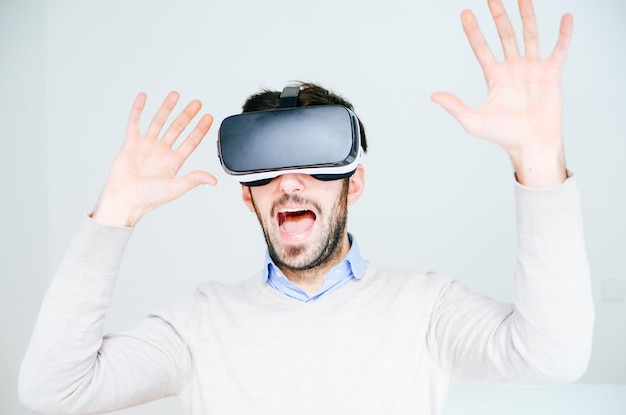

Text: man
xmin=19 ymin=0 xmax=593 ymax=414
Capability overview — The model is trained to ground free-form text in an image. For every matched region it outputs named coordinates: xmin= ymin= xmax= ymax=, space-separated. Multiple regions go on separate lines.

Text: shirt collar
xmin=262 ymin=233 xmax=367 ymax=283
xmin=263 ymin=234 xmax=368 ymax=301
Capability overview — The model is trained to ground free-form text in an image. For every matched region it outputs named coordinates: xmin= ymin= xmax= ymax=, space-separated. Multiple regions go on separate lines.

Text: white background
xmin=1 ymin=0 xmax=625 ymax=414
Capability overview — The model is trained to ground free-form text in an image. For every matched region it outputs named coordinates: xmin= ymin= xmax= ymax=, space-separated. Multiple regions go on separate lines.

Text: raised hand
xmin=91 ymin=91 xmax=217 ymax=227
xmin=431 ymin=0 xmax=572 ymax=188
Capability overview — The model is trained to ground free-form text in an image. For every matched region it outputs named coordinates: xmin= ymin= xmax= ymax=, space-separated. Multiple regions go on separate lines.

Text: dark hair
xmin=241 ymin=82 xmax=368 ymax=153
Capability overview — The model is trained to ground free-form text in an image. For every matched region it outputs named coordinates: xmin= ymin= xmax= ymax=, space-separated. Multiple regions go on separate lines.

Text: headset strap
xmin=279 ymin=85 xmax=300 ymax=108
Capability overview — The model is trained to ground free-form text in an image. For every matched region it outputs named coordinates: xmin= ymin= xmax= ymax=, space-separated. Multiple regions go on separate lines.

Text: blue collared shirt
xmin=263 ymin=234 xmax=368 ymax=302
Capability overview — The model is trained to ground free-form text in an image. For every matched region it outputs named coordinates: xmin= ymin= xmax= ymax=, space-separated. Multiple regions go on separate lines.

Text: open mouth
xmin=277 ymin=210 xmax=317 ymax=236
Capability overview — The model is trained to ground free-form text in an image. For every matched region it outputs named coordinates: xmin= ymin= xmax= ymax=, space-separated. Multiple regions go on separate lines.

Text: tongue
xmin=280 ymin=211 xmax=315 ymax=235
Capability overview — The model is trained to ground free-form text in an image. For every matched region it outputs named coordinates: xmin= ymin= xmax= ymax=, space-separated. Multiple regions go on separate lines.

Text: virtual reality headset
xmin=217 ymin=86 xmax=362 ymax=186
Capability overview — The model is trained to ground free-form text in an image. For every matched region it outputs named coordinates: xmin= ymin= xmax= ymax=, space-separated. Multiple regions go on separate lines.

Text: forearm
xmin=18 ymin=218 xmax=190 ymax=414
xmin=508 ymin=173 xmax=594 ymax=379
xmin=430 ymin=175 xmax=594 ymax=383
xmin=19 ymin=217 xmax=131 ymax=411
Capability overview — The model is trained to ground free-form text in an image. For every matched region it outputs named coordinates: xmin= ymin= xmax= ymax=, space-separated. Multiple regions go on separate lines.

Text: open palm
xmin=93 ymin=92 xmax=217 ymax=227
xmin=432 ymin=0 xmax=572 ymax=187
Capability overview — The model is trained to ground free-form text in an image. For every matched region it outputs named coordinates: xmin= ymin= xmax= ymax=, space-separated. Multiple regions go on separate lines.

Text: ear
xmin=241 ymin=185 xmax=256 ymax=212
xmin=347 ymin=164 xmax=365 ymax=206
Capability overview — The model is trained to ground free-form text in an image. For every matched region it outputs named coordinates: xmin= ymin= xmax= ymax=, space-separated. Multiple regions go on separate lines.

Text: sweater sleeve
xmin=427 ymin=174 xmax=594 ymax=383
xmin=18 ymin=217 xmax=192 ymax=415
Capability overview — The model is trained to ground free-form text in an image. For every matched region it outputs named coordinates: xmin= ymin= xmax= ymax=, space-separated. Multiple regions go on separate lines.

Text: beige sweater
xmin=19 ymin=177 xmax=594 ymax=415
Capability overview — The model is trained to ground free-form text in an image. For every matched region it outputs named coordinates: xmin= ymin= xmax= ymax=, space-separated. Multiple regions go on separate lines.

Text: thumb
xmin=185 ymin=170 xmax=218 ymax=186
xmin=170 ymin=170 xmax=218 ymax=198
xmin=430 ymin=92 xmax=477 ymax=134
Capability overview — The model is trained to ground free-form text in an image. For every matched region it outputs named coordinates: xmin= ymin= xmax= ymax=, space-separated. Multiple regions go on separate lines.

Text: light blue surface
xmin=445 ymin=383 xmax=626 ymax=415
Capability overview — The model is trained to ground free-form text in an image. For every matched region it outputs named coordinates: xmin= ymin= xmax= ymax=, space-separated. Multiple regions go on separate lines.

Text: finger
xmin=431 ymin=92 xmax=479 ymax=136
xmin=161 ymin=99 xmax=203 ymax=147
xmin=549 ymin=13 xmax=573 ymax=69
xmin=146 ymin=91 xmax=180 ymax=139
xmin=461 ymin=9 xmax=497 ymax=69
xmin=125 ymin=92 xmax=147 ymax=137
xmin=176 ymin=114 xmax=214 ymax=160
xmin=519 ymin=0 xmax=540 ymax=58
xmin=488 ymin=0 xmax=520 ymax=59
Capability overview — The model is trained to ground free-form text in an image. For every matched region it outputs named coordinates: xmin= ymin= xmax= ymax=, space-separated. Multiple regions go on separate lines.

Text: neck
xmin=279 ymin=233 xmax=351 ymax=296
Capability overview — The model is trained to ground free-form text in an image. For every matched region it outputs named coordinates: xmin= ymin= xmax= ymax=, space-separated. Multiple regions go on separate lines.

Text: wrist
xmin=90 ymin=192 xmax=143 ymax=228
xmin=510 ymin=142 xmax=567 ymax=189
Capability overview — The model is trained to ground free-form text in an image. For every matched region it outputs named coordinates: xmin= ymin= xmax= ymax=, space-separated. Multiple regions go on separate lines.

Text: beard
xmin=252 ymin=179 xmax=349 ymax=274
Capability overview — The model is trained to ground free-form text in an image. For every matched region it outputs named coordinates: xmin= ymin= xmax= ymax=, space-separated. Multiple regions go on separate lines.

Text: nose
xmin=276 ymin=173 xmax=306 ymax=194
